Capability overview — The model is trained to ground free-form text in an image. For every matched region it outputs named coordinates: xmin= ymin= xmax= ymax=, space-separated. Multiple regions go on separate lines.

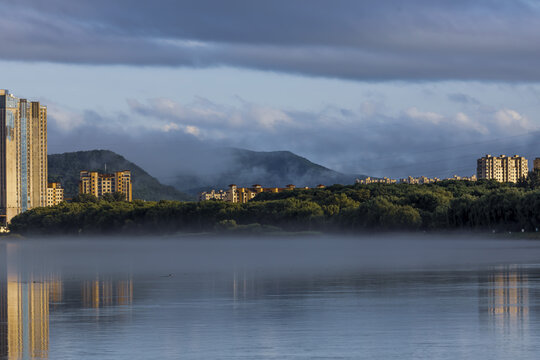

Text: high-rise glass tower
xmin=0 ymin=90 xmax=47 ymax=225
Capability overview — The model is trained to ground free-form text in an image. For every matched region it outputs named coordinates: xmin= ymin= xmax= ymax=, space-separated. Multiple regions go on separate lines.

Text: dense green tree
xmin=9 ymin=179 xmax=540 ymax=235
xmin=518 ymin=169 xmax=540 ymax=190
xmin=101 ymin=192 xmax=127 ymax=202
xmin=72 ymin=194 xmax=99 ymax=203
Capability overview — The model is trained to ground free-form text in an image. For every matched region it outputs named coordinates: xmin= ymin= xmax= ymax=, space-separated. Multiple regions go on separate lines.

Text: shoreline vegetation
xmin=9 ymin=171 xmax=540 ymax=237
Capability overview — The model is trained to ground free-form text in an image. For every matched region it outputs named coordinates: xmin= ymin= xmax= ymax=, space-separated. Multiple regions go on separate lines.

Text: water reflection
xmin=482 ymin=266 xmax=529 ymax=336
xmin=81 ymin=278 xmax=133 ymax=308
xmin=48 ymin=279 xmax=62 ymax=306
xmin=6 ymin=274 xmax=50 ymax=359
xmin=2 ymin=238 xmax=540 ymax=359
xmin=0 ymin=243 xmax=133 ymax=359
xmin=0 ymin=244 xmax=51 ymax=359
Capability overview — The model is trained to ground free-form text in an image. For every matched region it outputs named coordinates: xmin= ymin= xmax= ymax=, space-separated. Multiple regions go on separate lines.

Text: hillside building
xmin=225 ymin=184 xmax=311 ymax=203
xmin=357 ymin=175 xmax=476 ymax=185
xmin=47 ymin=182 xmax=64 ymax=206
xmin=199 ymin=184 xmax=322 ymax=203
xmin=400 ymin=176 xmax=441 ymax=184
xmin=79 ymin=170 xmax=133 ymax=201
xmin=356 ymin=177 xmax=397 ymax=185
xmin=198 ymin=189 xmax=227 ymax=201
xmin=448 ymin=175 xmax=477 ymax=181
xmin=477 ymin=154 xmax=528 ymax=183
xmin=0 ymin=90 xmax=48 ymax=225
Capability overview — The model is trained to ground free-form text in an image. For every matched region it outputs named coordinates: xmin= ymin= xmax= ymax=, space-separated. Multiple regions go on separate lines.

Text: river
xmin=0 ymin=235 xmax=538 ymax=359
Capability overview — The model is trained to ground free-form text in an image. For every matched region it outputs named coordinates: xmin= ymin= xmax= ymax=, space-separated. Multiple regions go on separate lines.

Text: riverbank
xmin=8 ymin=179 xmax=540 ymax=236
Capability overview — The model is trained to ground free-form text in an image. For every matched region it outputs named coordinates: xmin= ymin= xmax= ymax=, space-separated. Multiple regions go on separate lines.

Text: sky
xmin=2 ymin=0 xmax=540 ymax=180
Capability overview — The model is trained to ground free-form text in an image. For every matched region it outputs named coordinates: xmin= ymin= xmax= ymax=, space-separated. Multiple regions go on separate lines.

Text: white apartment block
xmin=477 ymin=154 xmax=528 ymax=183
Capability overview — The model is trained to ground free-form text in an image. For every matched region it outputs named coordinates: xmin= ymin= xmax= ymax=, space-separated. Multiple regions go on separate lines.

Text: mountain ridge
xmin=48 ymin=150 xmax=192 ymax=201
xmin=171 ymin=147 xmax=365 ymax=194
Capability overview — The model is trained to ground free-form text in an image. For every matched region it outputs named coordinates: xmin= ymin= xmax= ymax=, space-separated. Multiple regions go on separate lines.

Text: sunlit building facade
xmin=534 ymin=158 xmax=540 ymax=171
xmin=199 ymin=184 xmax=324 ymax=203
xmin=79 ymin=170 xmax=133 ymax=201
xmin=447 ymin=174 xmax=478 ymax=181
xmin=356 ymin=177 xmax=397 ymax=185
xmin=477 ymin=154 xmax=528 ymax=183
xmin=0 ymin=90 xmax=48 ymax=225
xmin=225 ymin=184 xmax=306 ymax=204
xmin=198 ymin=189 xmax=227 ymax=201
xmin=356 ymin=175 xmax=477 ymax=185
xmin=46 ymin=182 xmax=64 ymax=206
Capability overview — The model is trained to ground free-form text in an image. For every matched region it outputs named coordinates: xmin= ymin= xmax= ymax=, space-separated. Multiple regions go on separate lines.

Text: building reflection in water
xmin=0 ymin=243 xmax=134 ymax=359
xmin=6 ymin=273 xmax=50 ymax=359
xmin=81 ymin=278 xmax=133 ymax=308
xmin=48 ymin=279 xmax=63 ymax=306
xmin=483 ymin=266 xmax=529 ymax=334
xmin=0 ymin=243 xmax=52 ymax=359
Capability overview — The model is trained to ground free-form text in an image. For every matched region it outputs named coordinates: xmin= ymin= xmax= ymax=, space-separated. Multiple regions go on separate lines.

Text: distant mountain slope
xmin=48 ymin=150 xmax=192 ymax=201
xmin=173 ymin=148 xmax=364 ymax=194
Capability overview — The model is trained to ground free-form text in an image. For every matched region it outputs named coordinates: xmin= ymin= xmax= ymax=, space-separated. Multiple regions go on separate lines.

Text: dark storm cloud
xmin=2 ymin=0 xmax=540 ymax=81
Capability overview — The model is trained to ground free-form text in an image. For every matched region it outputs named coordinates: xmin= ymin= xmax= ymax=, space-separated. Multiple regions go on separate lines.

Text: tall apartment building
xmin=477 ymin=154 xmax=528 ymax=183
xmin=0 ymin=90 xmax=47 ymax=225
xmin=79 ymin=170 xmax=133 ymax=201
xmin=47 ymin=182 xmax=64 ymax=206
xmin=534 ymin=158 xmax=540 ymax=171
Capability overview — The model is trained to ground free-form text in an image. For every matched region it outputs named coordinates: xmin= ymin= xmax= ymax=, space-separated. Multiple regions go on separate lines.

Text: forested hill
xmin=48 ymin=150 xmax=192 ymax=201
xmin=173 ymin=148 xmax=364 ymax=194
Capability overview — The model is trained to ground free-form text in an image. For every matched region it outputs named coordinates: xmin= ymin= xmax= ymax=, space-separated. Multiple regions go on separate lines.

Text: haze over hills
xmin=48 ymin=150 xmax=192 ymax=201
xmin=170 ymin=148 xmax=365 ymax=194
xmin=48 ymin=148 xmax=365 ymax=199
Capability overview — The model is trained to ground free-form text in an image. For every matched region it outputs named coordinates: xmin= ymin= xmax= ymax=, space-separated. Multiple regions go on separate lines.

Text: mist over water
xmin=1 ymin=235 xmax=540 ymax=359
xmin=10 ymin=235 xmax=540 ymax=275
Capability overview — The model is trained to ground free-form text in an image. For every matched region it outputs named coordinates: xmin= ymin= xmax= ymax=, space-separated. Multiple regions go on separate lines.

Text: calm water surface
xmin=1 ymin=235 xmax=540 ymax=359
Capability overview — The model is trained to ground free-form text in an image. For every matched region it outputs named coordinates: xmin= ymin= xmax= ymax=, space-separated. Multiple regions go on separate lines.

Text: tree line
xmin=9 ymin=170 xmax=540 ymax=235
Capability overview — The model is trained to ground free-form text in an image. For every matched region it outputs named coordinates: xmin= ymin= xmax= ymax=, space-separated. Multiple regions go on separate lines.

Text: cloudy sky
xmin=2 ymin=0 xmax=540 ymax=180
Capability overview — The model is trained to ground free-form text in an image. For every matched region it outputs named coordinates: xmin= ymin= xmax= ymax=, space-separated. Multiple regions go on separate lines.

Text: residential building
xmin=477 ymin=154 xmax=528 ymax=183
xmin=79 ymin=170 xmax=133 ymax=201
xmin=225 ymin=184 xmax=255 ymax=203
xmin=399 ymin=176 xmax=434 ymax=184
xmin=357 ymin=175 xmax=476 ymax=185
xmin=0 ymin=90 xmax=47 ymax=225
xmin=47 ymin=182 xmax=64 ymax=206
xmin=226 ymin=184 xmax=311 ymax=203
xmin=356 ymin=177 xmax=397 ymax=185
xmin=200 ymin=184 xmax=314 ymax=203
xmin=198 ymin=189 xmax=227 ymax=201
xmin=534 ymin=158 xmax=540 ymax=171
xmin=448 ymin=174 xmax=477 ymax=181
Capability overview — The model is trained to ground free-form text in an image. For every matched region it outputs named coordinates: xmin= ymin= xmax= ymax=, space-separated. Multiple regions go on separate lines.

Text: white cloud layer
xmin=47 ymin=104 xmax=86 ymax=132
xmin=48 ymin=96 xmax=540 ymax=180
